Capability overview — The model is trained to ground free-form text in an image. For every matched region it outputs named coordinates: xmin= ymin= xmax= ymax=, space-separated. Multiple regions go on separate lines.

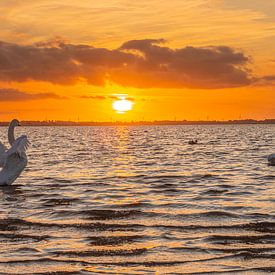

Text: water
xmin=0 ymin=125 xmax=274 ymax=274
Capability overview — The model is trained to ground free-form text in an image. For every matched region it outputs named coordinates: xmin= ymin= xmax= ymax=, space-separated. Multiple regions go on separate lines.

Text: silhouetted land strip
xmin=1 ymin=119 xmax=275 ymax=126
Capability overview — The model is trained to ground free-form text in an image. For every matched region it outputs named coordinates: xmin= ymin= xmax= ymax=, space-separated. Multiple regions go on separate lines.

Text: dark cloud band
xmin=0 ymin=88 xmax=65 ymax=101
xmin=0 ymin=39 xmax=272 ymax=89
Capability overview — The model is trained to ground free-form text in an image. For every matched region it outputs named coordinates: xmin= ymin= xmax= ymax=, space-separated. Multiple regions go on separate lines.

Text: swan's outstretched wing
xmin=0 ymin=142 xmax=8 ymax=167
xmin=6 ymin=135 xmax=30 ymax=158
xmin=1 ymin=136 xmax=29 ymax=185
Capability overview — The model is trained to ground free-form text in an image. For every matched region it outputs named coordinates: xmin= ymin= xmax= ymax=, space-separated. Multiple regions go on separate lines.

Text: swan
xmin=268 ymin=154 xmax=275 ymax=166
xmin=0 ymin=119 xmax=30 ymax=185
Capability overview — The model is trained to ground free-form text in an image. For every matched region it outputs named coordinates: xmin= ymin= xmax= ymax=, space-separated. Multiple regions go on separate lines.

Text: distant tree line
xmin=1 ymin=119 xmax=275 ymax=126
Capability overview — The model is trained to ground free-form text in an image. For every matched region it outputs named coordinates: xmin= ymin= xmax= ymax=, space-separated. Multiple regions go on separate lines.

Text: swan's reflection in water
xmin=0 ymin=185 xmax=25 ymax=203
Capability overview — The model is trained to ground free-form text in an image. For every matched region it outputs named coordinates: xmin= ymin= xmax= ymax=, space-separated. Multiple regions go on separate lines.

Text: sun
xmin=112 ymin=97 xmax=133 ymax=114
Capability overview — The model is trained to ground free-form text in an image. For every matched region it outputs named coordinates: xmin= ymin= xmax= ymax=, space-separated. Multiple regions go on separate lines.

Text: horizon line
xmin=1 ymin=119 xmax=275 ymax=126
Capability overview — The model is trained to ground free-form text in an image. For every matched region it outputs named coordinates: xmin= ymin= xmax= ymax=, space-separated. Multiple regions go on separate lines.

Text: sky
xmin=0 ymin=0 xmax=275 ymax=121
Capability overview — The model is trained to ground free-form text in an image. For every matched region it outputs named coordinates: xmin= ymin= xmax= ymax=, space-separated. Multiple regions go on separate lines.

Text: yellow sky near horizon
xmin=0 ymin=0 xmax=274 ymax=121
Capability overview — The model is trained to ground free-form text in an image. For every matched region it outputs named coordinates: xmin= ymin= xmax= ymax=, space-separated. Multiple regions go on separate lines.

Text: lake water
xmin=0 ymin=125 xmax=274 ymax=274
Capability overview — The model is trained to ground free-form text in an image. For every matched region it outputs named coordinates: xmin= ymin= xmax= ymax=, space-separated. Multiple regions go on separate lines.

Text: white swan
xmin=0 ymin=119 xmax=30 ymax=185
xmin=268 ymin=154 xmax=275 ymax=166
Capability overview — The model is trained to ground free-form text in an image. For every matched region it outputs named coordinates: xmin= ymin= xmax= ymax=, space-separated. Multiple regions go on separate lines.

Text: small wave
xmin=1 ymin=218 xmax=274 ymax=233
xmin=171 ymin=267 xmax=275 ymax=274
xmin=53 ymin=179 xmax=74 ymax=184
xmin=41 ymin=198 xmax=79 ymax=207
xmin=246 ymin=212 xmax=274 ymax=219
xmin=217 ymin=184 xmax=235 ymax=189
xmin=51 ymin=248 xmax=147 ymax=257
xmin=149 ymin=187 xmax=180 ymax=193
xmin=152 ymin=221 xmax=275 ymax=233
xmin=0 ymin=232 xmax=48 ymax=243
xmin=166 ymin=211 xmax=242 ymax=221
xmin=85 ymin=235 xmax=144 ymax=246
xmin=205 ymin=234 xmax=275 ymax=244
xmin=201 ymin=189 xmax=229 ymax=195
xmin=188 ymin=211 xmax=240 ymax=219
xmin=114 ymin=202 xmax=152 ymax=208
xmin=258 ymin=175 xmax=275 ymax=180
xmin=239 ymin=221 xmax=275 ymax=233
xmin=79 ymin=209 xmax=153 ymax=220
xmin=0 ymin=272 xmax=79 ymax=275
xmin=0 ymin=218 xmax=145 ymax=232
xmin=210 ymin=248 xmax=275 ymax=256
xmin=226 ymin=191 xmax=253 ymax=196
xmin=13 ymin=247 xmax=40 ymax=254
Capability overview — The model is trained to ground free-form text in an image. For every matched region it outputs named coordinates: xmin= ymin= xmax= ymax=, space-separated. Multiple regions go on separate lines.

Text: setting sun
xmin=112 ymin=98 xmax=133 ymax=114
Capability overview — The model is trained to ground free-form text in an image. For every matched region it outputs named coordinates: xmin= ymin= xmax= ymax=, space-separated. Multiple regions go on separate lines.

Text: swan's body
xmin=0 ymin=120 xmax=29 ymax=186
xmin=268 ymin=154 xmax=275 ymax=166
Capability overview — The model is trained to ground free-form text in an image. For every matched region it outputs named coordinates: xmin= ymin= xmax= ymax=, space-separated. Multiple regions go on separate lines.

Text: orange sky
xmin=0 ymin=0 xmax=275 ymax=121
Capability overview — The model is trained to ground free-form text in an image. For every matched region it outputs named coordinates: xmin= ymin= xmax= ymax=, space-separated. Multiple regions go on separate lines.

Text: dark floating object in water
xmin=267 ymin=154 xmax=275 ymax=166
xmin=188 ymin=139 xmax=198 ymax=145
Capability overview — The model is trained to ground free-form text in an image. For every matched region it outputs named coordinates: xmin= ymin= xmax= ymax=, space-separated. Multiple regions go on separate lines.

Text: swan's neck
xmin=8 ymin=124 xmax=16 ymax=145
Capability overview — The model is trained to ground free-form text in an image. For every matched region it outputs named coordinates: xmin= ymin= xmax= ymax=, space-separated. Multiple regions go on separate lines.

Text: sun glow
xmin=112 ymin=98 xmax=133 ymax=114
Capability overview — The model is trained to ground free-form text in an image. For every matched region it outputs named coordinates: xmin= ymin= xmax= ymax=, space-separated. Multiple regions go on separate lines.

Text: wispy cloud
xmin=0 ymin=88 xmax=66 ymax=101
xmin=253 ymin=75 xmax=275 ymax=86
xmin=79 ymin=95 xmax=106 ymax=99
xmin=78 ymin=94 xmax=135 ymax=101
xmin=221 ymin=0 xmax=275 ymax=19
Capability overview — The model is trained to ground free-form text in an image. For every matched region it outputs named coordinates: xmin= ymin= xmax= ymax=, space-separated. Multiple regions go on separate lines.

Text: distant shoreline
xmin=1 ymin=119 xmax=275 ymax=126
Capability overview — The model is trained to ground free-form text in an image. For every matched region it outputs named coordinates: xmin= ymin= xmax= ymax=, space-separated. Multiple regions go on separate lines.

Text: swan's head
xmin=10 ymin=119 xmax=21 ymax=127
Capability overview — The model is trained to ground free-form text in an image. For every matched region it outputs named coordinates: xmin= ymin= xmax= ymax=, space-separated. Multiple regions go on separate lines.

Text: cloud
xmin=78 ymin=95 xmax=106 ymax=100
xmin=221 ymin=0 xmax=275 ymax=19
xmin=78 ymin=95 xmax=135 ymax=101
xmin=253 ymin=75 xmax=275 ymax=86
xmin=0 ymin=39 xmax=271 ymax=89
xmin=117 ymin=39 xmax=253 ymax=89
xmin=0 ymin=88 xmax=66 ymax=101
xmin=0 ymin=40 xmax=132 ymax=85
xmin=260 ymin=75 xmax=275 ymax=81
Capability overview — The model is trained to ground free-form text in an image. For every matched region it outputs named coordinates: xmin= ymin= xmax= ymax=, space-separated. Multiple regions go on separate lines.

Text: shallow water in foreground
xmin=0 ymin=125 xmax=274 ymax=274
